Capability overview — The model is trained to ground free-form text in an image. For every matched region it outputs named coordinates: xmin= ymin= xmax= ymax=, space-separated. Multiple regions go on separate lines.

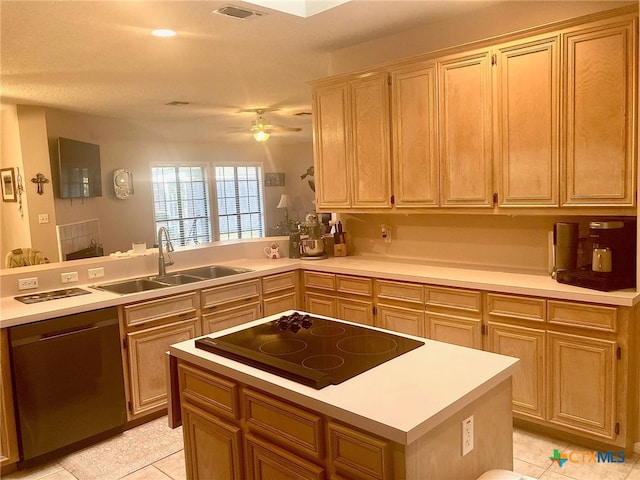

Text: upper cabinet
xmin=562 ymin=18 xmax=637 ymax=207
xmin=313 ymin=72 xmax=391 ymax=210
xmin=311 ymin=7 xmax=637 ymax=214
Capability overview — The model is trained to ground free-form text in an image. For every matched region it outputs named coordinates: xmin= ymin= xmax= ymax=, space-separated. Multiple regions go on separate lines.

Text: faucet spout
xmin=157 ymin=227 xmax=174 ymax=276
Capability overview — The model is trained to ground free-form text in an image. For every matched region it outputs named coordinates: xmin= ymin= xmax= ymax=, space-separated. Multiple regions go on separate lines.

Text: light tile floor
xmin=4 ymin=425 xmax=640 ymax=480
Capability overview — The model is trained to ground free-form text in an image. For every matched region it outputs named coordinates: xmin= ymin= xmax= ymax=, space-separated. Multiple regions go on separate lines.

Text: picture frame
xmin=264 ymin=172 xmax=285 ymax=187
xmin=1 ymin=168 xmax=17 ymax=202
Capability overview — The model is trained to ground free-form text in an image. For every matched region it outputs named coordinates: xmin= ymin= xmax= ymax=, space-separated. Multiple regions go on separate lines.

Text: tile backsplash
xmin=56 ymin=219 xmax=102 ymax=260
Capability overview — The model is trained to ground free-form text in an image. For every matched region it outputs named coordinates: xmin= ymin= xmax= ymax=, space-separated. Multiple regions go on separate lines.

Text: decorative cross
xmin=31 ymin=173 xmax=49 ymax=195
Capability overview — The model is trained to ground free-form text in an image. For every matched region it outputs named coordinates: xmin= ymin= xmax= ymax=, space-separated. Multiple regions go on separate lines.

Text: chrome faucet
xmin=157 ymin=227 xmax=174 ymax=276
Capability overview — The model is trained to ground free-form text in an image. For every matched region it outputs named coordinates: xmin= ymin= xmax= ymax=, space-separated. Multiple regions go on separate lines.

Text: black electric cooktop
xmin=195 ymin=312 xmax=424 ymax=389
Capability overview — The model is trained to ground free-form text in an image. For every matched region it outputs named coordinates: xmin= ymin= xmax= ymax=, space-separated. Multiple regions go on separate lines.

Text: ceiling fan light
xmin=253 ymin=130 xmax=270 ymax=142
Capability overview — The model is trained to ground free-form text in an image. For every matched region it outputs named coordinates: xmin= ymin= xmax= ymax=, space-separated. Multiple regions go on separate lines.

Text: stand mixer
xmin=299 ymin=212 xmax=327 ymax=260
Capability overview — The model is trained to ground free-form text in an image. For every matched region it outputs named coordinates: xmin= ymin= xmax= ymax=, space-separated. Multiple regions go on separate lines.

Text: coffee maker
xmin=556 ymin=220 xmax=636 ymax=291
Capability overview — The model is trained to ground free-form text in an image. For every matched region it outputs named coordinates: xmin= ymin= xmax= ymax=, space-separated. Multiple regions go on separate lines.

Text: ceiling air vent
xmin=213 ymin=5 xmax=265 ymax=20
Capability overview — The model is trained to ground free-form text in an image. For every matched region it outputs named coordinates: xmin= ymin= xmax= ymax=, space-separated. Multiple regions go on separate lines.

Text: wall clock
xmin=113 ymin=169 xmax=133 ymax=199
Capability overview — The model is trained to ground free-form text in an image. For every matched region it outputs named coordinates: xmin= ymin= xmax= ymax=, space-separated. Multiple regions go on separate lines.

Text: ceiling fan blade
xmin=273 ymin=125 xmax=302 ymax=132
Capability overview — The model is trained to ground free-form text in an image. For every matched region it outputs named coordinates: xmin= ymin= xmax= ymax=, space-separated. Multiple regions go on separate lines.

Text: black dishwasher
xmin=9 ymin=307 xmax=127 ymax=466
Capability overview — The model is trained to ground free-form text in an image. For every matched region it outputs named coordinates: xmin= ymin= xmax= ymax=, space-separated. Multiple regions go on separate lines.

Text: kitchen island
xmin=168 ymin=311 xmax=520 ymax=479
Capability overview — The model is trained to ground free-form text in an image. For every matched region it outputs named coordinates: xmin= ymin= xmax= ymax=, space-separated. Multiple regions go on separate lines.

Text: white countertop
xmin=169 ymin=311 xmax=520 ymax=445
xmin=2 ymin=255 xmax=638 ymax=328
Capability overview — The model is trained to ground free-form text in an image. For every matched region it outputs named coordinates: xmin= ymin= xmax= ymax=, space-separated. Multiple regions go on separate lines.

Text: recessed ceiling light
xmin=152 ymin=29 xmax=176 ymax=37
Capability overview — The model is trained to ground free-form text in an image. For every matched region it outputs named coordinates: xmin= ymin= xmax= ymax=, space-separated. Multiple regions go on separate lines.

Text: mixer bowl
xmin=301 ymin=238 xmax=325 ymax=256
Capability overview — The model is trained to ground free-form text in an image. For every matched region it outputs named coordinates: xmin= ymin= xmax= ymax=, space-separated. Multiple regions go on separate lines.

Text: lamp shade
xmin=277 ymin=194 xmax=293 ymax=209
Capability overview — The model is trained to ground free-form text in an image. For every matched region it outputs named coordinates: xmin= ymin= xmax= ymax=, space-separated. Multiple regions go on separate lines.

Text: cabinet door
xmin=337 ymin=297 xmax=373 ymax=326
xmin=245 ymin=433 xmax=325 ymax=480
xmin=488 ymin=322 xmax=546 ymax=420
xmin=0 ymin=330 xmax=18 ymax=468
xmin=548 ymin=332 xmax=617 ymax=440
xmin=438 ymin=50 xmax=493 ymax=207
xmin=182 ymin=403 xmax=243 ymax=480
xmin=562 ymin=18 xmax=637 ymax=206
xmin=390 ymin=62 xmax=439 ymax=207
xmin=377 ymin=304 xmax=424 ymax=337
xmin=313 ymin=82 xmax=351 ymax=208
xmin=350 ymin=72 xmax=392 ymax=208
xmin=305 ymin=292 xmax=336 ymax=317
xmin=203 ymin=303 xmax=261 ymax=334
xmin=495 ymin=36 xmax=559 ymax=207
xmin=426 ymin=312 xmax=482 ymax=349
xmin=126 ymin=320 xmax=198 ymax=417
xmin=264 ymin=293 xmax=297 ymax=317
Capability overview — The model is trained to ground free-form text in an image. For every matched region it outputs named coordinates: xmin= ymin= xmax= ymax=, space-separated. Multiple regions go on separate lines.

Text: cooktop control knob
xmin=274 ymin=313 xmax=313 ymax=332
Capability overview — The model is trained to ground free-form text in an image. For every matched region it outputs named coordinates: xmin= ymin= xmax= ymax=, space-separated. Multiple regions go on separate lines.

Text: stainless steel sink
xmin=148 ymin=274 xmax=203 ymax=285
xmin=94 ymin=278 xmax=168 ymax=294
xmin=177 ymin=265 xmax=253 ymax=279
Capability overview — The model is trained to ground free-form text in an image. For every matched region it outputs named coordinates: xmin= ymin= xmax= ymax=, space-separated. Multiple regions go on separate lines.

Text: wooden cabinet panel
xmin=425 ymin=286 xmax=481 ymax=316
xmin=305 ymin=292 xmax=336 ymax=317
xmin=350 ymin=73 xmax=392 ymax=208
xmin=390 ymin=62 xmax=439 ymax=207
xmin=486 ymin=293 xmax=546 ymax=323
xmin=182 ymin=403 xmax=244 ymax=480
xmin=303 ymin=271 xmax=335 ymax=291
xmin=0 ymin=329 xmax=18 ymax=468
xmin=264 ymin=293 xmax=297 ymax=317
xmin=313 ymin=82 xmax=351 ymax=209
xmin=375 ymin=280 xmax=424 ymax=305
xmin=377 ymin=304 xmax=424 ymax=337
xmin=263 ymin=272 xmax=297 ymax=295
xmin=178 ymin=363 xmax=240 ymax=421
xmin=202 ymin=303 xmax=261 ymax=334
xmin=426 ymin=312 xmax=482 ymax=349
xmin=548 ymin=300 xmax=617 ymax=332
xmin=127 ymin=320 xmax=198 ymax=417
xmin=328 ymin=421 xmax=392 ymax=480
xmin=336 ymin=275 xmax=373 ymax=296
xmin=243 ymin=389 xmax=324 ymax=459
xmin=488 ymin=322 xmax=546 ymax=420
xmin=548 ymin=332 xmax=617 ymax=439
xmin=123 ymin=291 xmax=198 ymax=328
xmin=495 ymin=36 xmax=559 ymax=206
xmin=562 ymin=18 xmax=637 ymax=206
xmin=438 ymin=50 xmax=493 ymax=207
xmin=337 ymin=297 xmax=373 ymax=326
xmin=201 ymin=280 xmax=261 ymax=309
xmin=245 ymin=433 xmax=325 ymax=480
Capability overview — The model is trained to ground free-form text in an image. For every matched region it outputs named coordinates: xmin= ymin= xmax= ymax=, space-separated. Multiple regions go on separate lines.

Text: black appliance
xmin=195 ymin=312 xmax=424 ymax=389
xmin=556 ymin=220 xmax=636 ymax=291
xmin=9 ymin=307 xmax=127 ymax=467
xmin=552 ymin=222 xmax=579 ymax=277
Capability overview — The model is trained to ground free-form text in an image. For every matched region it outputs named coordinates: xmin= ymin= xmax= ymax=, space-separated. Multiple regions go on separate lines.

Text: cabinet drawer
xmin=303 ymin=271 xmax=336 ymax=291
xmin=123 ymin=292 xmax=199 ymax=328
xmin=202 ymin=302 xmax=261 ymax=334
xmin=336 ymin=275 xmax=373 ymax=296
xmin=486 ymin=293 xmax=546 ymax=323
xmin=425 ymin=286 xmax=481 ymax=316
xmin=243 ymin=388 xmax=325 ymax=459
xmin=263 ymin=292 xmax=297 ymax=317
xmin=548 ymin=301 xmax=617 ymax=332
xmin=201 ymin=279 xmax=261 ymax=309
xmin=328 ymin=421 xmax=392 ymax=480
xmin=376 ymin=280 xmax=424 ymax=305
xmin=262 ymin=271 xmax=296 ymax=295
xmin=178 ymin=363 xmax=240 ymax=421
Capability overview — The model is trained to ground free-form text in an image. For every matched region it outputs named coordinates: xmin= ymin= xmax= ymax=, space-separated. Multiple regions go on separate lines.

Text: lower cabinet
xmin=425 ymin=286 xmax=482 ymax=349
xmin=375 ymin=279 xmax=424 ymax=336
xmin=177 ymin=361 xmax=399 ymax=480
xmin=0 ymin=329 xmax=19 ymax=470
xmin=201 ymin=279 xmax=262 ymax=334
xmin=263 ymin=272 xmax=299 ymax=317
xmin=304 ymin=272 xmax=374 ymax=325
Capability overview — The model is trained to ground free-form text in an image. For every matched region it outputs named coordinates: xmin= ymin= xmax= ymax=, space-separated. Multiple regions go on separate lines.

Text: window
xmin=151 ymin=166 xmax=211 ymax=246
xmin=214 ymin=164 xmax=265 ymax=240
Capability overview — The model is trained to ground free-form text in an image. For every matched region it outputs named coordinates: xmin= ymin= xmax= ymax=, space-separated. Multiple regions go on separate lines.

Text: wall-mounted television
xmin=53 ymin=137 xmax=103 ymax=198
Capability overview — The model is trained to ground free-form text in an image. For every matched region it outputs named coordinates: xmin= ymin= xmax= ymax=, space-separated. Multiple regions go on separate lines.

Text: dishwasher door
xmin=9 ymin=307 xmax=127 ymax=464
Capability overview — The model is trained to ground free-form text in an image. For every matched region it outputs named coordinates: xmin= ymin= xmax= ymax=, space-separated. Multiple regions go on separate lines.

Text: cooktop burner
xmin=195 ymin=312 xmax=424 ymax=389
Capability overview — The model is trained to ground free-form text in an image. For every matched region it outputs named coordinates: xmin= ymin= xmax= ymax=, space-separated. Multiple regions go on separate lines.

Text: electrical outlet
xmin=462 ymin=415 xmax=474 ymax=456
xmin=38 ymin=213 xmax=50 ymax=224
xmin=18 ymin=277 xmax=38 ymax=290
xmin=88 ymin=267 xmax=105 ymax=279
xmin=60 ymin=272 xmax=79 ymax=284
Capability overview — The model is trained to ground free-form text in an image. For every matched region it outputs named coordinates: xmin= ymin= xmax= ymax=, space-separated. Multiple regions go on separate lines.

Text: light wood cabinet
xmin=0 ymin=329 xmax=19 ymax=470
xmin=120 ymin=292 xmax=200 ymax=419
xmin=312 ymin=73 xmax=391 ymax=210
xmin=438 ymin=49 xmax=494 ymax=207
xmin=390 ymin=61 xmax=439 ymax=207
xmin=304 ymin=272 xmax=373 ymax=325
xmin=485 ymin=294 xmax=547 ymax=420
xmin=562 ymin=16 xmax=637 ymax=206
xmin=245 ymin=433 xmax=325 ymax=480
xmin=494 ymin=36 xmax=559 ymax=207
xmin=262 ymin=271 xmax=298 ymax=317
xmin=425 ymin=286 xmax=483 ymax=348
xmin=201 ymin=279 xmax=261 ymax=334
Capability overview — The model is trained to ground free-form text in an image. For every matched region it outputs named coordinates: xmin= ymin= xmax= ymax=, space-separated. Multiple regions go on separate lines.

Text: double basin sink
xmin=93 ymin=265 xmax=253 ymax=295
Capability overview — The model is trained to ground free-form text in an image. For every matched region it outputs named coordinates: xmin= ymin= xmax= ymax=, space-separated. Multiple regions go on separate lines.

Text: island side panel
xmin=405 ymin=378 xmax=513 ymax=479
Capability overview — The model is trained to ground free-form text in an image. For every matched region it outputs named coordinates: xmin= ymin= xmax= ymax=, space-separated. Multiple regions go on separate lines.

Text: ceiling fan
xmin=247 ymin=108 xmax=302 ymax=142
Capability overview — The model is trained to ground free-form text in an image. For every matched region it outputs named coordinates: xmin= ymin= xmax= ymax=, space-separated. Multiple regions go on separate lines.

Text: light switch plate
xmin=60 ymin=272 xmax=79 ymax=284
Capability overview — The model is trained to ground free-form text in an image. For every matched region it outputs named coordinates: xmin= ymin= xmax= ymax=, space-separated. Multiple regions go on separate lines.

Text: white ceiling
xmin=2 ymin=0 xmax=510 ymax=143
